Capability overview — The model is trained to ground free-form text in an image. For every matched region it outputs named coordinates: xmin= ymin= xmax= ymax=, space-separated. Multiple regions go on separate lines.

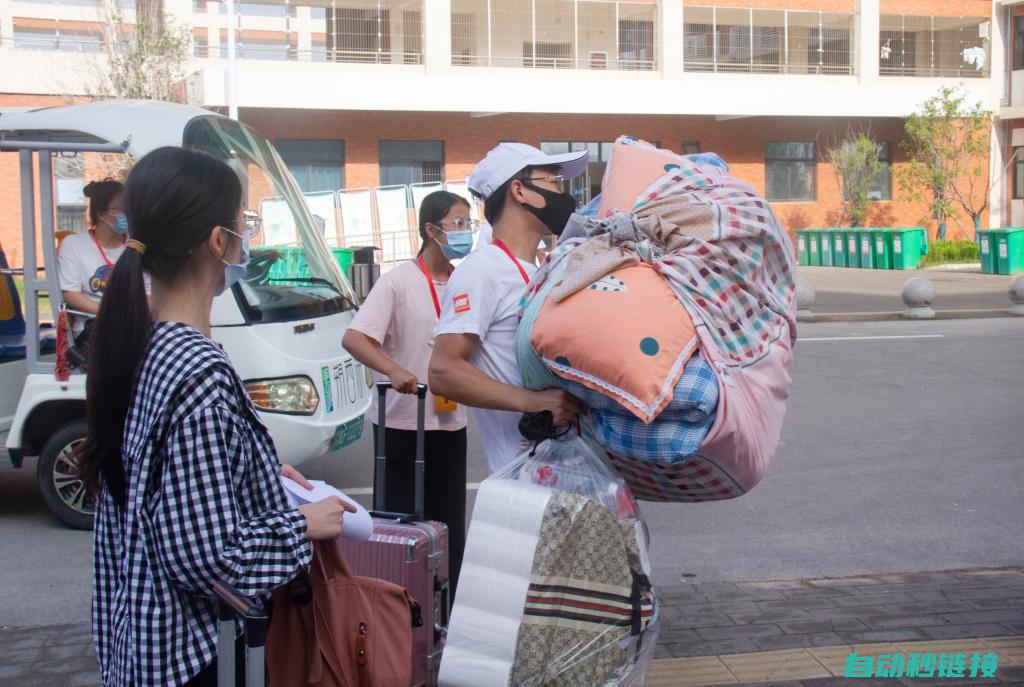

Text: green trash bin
xmin=264 ymin=245 xmax=355 ymax=282
xmin=891 ymin=228 xmax=926 ymax=270
xmin=819 ymin=229 xmax=833 ymax=266
xmin=870 ymin=228 xmax=892 ymax=270
xmin=993 ymin=228 xmax=1024 ymax=274
xmin=829 ymin=229 xmax=847 ymax=268
xmin=796 ymin=230 xmax=810 ymax=266
xmin=857 ymin=229 xmax=875 ymax=269
xmin=845 ymin=230 xmax=862 ymax=268
xmin=977 ymin=230 xmax=997 ymax=274
xmin=807 ymin=230 xmax=821 ymax=266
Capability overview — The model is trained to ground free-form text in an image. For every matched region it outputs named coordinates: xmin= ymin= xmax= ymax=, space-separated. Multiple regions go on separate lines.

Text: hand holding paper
xmin=281 ymin=476 xmax=374 ymax=542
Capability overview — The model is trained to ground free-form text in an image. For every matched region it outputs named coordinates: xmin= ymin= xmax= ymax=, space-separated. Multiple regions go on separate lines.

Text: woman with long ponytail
xmin=81 ymin=147 xmax=354 ymax=687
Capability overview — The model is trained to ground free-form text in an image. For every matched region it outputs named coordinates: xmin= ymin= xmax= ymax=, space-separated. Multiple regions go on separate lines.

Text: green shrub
xmin=922 ymin=239 xmax=979 ymax=266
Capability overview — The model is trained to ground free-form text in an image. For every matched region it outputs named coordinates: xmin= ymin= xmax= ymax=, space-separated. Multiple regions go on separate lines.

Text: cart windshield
xmin=184 ymin=116 xmax=357 ymax=323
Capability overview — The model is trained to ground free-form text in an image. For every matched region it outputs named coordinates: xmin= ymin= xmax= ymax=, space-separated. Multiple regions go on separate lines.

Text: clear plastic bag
xmin=440 ymin=434 xmax=660 ymax=687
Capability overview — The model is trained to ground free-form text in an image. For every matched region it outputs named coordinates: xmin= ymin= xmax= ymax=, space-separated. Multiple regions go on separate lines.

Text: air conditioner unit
xmin=589 ymin=50 xmax=608 ymax=69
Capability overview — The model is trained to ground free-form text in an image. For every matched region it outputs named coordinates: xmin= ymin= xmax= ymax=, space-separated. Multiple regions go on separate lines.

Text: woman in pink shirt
xmin=342 ymin=191 xmax=474 ymax=595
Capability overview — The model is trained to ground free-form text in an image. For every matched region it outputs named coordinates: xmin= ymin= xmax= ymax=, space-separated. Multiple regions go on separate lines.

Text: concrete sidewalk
xmin=651 ymin=567 xmax=1024 ymax=686
xmin=3 ymin=567 xmax=1021 ymax=686
xmin=798 ymin=266 xmax=1015 ymax=320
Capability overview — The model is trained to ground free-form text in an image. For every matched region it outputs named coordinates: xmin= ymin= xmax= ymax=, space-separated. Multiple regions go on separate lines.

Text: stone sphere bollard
xmin=902 ymin=277 xmax=936 ymax=320
xmin=795 ymin=278 xmax=815 ymax=321
xmin=1010 ymin=276 xmax=1024 ymax=317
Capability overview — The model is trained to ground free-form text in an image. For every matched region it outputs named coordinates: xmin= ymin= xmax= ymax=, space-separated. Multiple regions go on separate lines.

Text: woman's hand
xmin=388 ymin=367 xmax=419 ymax=394
xmin=299 ymin=497 xmax=357 ymax=540
xmin=281 ymin=464 xmax=313 ymax=490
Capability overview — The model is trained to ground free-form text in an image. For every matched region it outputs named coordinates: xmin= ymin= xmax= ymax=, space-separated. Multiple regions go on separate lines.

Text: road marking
xmin=799 ymin=334 xmax=945 ymax=342
xmin=340 ymin=482 xmax=482 ymax=496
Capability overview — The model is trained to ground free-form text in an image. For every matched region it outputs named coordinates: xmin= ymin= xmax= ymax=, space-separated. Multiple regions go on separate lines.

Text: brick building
xmin=0 ymin=0 xmax=1019 ymax=266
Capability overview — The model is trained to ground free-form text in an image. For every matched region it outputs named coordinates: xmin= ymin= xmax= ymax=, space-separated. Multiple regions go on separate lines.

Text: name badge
xmin=435 ymin=396 xmax=458 ymax=413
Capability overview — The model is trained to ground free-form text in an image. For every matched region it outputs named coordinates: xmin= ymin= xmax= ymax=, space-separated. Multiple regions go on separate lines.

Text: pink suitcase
xmin=340 ymin=382 xmax=450 ymax=687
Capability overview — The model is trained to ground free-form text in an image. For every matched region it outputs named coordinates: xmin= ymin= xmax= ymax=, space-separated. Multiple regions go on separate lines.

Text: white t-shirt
xmin=57 ymin=231 xmax=125 ymax=335
xmin=435 ymin=243 xmax=537 ymax=472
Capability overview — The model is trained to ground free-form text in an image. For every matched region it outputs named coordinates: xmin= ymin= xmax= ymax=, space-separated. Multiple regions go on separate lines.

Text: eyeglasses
xmin=437 ymin=218 xmax=480 ymax=232
xmin=523 ymin=175 xmax=567 ymax=194
xmin=232 ymin=210 xmax=263 ymax=241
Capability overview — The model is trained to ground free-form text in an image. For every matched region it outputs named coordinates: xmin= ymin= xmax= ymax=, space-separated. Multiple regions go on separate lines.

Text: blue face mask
xmin=438 ymin=230 xmax=474 ymax=260
xmin=111 ymin=212 xmax=129 ymax=235
xmin=217 ymin=228 xmax=250 ymax=296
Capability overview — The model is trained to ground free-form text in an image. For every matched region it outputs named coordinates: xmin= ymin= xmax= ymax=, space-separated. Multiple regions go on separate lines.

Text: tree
xmin=825 ymin=130 xmax=885 ymax=227
xmin=94 ymin=0 xmax=190 ymax=102
xmin=898 ymin=86 xmax=992 ymax=240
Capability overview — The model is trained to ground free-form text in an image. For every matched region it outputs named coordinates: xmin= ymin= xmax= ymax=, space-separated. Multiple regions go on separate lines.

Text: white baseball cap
xmin=468 ymin=142 xmax=589 ymax=200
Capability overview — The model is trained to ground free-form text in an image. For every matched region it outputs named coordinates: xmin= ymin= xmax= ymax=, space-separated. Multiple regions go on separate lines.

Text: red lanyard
xmin=90 ymin=230 xmax=114 ymax=269
xmin=417 ymin=255 xmax=450 ymax=318
xmin=492 ymin=238 xmax=530 ymax=285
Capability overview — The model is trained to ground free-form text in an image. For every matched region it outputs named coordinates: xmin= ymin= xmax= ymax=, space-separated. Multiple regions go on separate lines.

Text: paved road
xmin=1 ymin=316 xmax=1022 ymax=628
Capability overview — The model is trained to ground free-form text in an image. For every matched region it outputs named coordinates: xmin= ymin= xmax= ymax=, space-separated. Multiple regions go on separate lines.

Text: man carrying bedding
xmin=429 ymin=143 xmax=586 ymax=471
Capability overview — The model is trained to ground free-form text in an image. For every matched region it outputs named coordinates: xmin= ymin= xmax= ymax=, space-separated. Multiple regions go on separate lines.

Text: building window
xmin=402 ymin=11 xmax=422 ymax=64
xmin=13 ymin=25 xmax=102 ymax=52
xmin=765 ymin=142 xmax=816 ymax=201
xmin=54 ymin=154 xmax=87 ymax=233
xmin=618 ymin=19 xmax=655 ymax=71
xmin=870 ymin=142 xmax=892 ymax=201
xmin=879 ymin=14 xmax=990 ymax=79
xmin=1015 ymin=16 xmax=1024 ymax=71
xmin=682 ymin=141 xmax=701 ymax=155
xmin=331 ymin=8 xmax=390 ymax=63
xmin=379 ymin=141 xmax=444 ymax=187
xmin=193 ymin=34 xmax=209 ymax=57
xmin=1015 ymin=147 xmax=1024 ymax=200
xmin=275 ymin=139 xmax=345 ymax=193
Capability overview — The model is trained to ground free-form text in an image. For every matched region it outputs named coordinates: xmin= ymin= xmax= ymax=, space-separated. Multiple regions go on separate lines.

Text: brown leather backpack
xmin=267 ymin=540 xmax=419 ymax=687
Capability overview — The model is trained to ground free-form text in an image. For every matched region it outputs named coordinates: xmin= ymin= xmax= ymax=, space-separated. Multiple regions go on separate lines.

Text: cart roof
xmin=0 ymin=100 xmax=223 ymax=158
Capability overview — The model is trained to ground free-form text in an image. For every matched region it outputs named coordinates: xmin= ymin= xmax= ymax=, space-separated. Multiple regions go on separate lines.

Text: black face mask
xmin=520 ymin=181 xmax=577 ymax=236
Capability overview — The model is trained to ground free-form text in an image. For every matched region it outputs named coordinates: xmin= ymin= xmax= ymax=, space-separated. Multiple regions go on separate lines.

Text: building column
xmin=659 ymin=0 xmax=682 ymax=80
xmin=0 ymin=0 xmax=13 ymax=44
xmin=295 ymin=6 xmax=313 ymax=61
xmin=855 ymin=0 xmax=879 ymax=84
xmin=989 ymin=7 xmax=1011 ymax=228
xmin=423 ymin=0 xmax=452 ymax=75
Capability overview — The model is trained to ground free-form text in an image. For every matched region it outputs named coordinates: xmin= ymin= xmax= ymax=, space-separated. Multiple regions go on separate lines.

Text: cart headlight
xmin=245 ymin=376 xmax=319 ymax=415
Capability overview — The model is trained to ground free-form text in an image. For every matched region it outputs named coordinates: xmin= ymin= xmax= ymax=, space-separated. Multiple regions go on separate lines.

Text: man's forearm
xmin=429 ymin=355 xmax=533 ymax=413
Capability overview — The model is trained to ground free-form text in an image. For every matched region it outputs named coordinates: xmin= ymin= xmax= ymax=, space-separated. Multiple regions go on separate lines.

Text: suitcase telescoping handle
xmin=373 ymin=381 xmax=428 ymax=521
xmin=212 ymin=580 xmax=268 ymax=687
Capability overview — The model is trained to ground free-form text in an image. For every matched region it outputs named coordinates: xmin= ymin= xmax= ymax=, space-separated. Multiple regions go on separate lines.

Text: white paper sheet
xmin=280 ymin=477 xmax=374 ymax=542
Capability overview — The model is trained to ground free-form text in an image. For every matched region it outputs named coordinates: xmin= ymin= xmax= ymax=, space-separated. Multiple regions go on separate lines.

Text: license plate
xmin=330 ymin=416 xmax=364 ymax=451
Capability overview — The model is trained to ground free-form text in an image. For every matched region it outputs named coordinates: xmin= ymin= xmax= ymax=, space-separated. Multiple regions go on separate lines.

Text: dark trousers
xmin=372 ymin=425 xmax=468 ymax=599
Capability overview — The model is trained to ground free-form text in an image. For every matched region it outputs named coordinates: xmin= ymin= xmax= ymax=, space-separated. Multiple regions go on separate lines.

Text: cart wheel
xmin=37 ymin=419 xmax=94 ymax=530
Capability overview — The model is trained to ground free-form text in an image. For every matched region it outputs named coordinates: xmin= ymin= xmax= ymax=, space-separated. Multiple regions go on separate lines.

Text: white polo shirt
xmin=435 ymin=243 xmax=536 ymax=472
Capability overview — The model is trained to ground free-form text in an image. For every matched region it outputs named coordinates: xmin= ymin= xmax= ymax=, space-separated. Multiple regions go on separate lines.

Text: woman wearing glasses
xmin=81 ymin=147 xmax=352 ymax=686
xmin=342 ymin=190 xmax=473 ymax=596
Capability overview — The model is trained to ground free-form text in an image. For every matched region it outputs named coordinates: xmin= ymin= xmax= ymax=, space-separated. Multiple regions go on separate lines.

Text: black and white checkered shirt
xmin=92 ymin=322 xmax=312 ymax=686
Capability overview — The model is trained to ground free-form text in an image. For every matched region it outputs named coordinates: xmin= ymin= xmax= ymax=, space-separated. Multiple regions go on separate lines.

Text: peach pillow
xmin=531 ymin=263 xmax=698 ymax=423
